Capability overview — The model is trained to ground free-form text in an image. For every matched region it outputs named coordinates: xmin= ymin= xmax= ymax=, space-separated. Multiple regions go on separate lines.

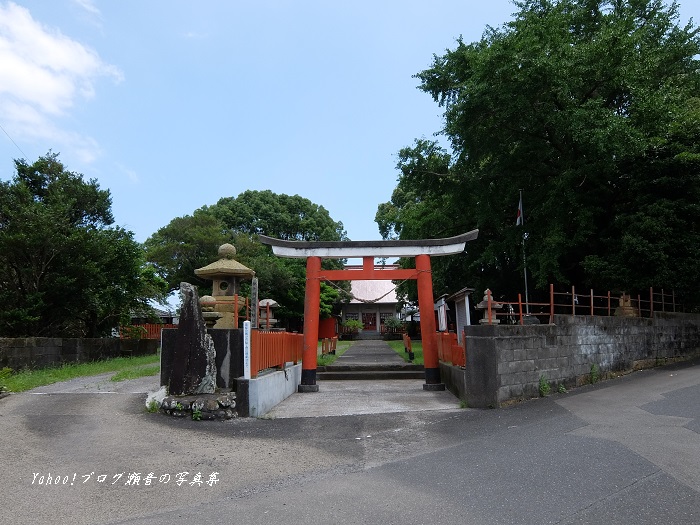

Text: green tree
xmin=205 ymin=189 xmax=347 ymax=241
xmin=0 ymin=153 xmax=167 ymax=337
xmin=146 ymin=190 xmax=350 ymax=328
xmin=377 ymin=0 xmax=700 ymax=304
xmin=143 ymin=212 xmax=231 ymax=294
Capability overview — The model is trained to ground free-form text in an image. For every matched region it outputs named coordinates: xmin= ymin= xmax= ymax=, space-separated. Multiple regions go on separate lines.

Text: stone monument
xmin=156 ymin=282 xmax=237 ymax=420
xmin=168 ymin=282 xmax=217 ymax=395
xmin=615 ymin=293 xmax=638 ymax=317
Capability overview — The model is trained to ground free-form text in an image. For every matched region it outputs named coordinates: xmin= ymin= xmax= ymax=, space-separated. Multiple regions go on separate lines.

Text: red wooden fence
xmin=120 ymin=323 xmax=177 ymax=340
xmin=250 ymin=330 xmax=303 ymax=378
xmin=436 ymin=331 xmax=466 ymax=368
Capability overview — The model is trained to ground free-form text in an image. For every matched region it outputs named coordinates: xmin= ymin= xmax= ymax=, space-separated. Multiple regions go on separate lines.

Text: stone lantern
xmin=194 ymin=243 xmax=255 ymax=329
xmin=258 ymin=298 xmax=280 ymax=329
xmin=474 ymin=289 xmax=502 ymax=325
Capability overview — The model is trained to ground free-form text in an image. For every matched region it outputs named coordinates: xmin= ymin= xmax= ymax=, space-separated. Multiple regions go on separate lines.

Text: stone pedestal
xmin=161 ymin=392 xmax=236 ymax=420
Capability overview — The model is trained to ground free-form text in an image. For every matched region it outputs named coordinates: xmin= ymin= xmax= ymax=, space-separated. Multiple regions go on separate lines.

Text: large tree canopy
xmin=377 ymin=0 xmax=700 ymax=305
xmin=145 ymin=190 xmax=349 ymax=327
xmin=0 ymin=153 xmax=167 ymax=337
xmin=143 ymin=212 xmax=232 ymax=295
xmin=204 ymin=189 xmax=347 ymax=241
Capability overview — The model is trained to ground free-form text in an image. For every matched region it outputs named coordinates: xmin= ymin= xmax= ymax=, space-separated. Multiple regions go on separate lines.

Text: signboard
xmin=243 ymin=320 xmax=251 ymax=379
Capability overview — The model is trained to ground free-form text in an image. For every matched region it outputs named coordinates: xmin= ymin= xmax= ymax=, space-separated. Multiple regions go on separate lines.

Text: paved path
xmin=2 ymin=359 xmax=699 ymax=524
xmin=267 ymin=339 xmax=459 ymax=418
xmin=326 ymin=338 xmax=408 ymax=367
xmin=265 ymin=379 xmax=461 ymax=418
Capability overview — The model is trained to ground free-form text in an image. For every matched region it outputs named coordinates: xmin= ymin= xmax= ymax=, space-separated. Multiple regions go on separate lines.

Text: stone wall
xmin=0 ymin=338 xmax=159 ymax=371
xmin=443 ymin=312 xmax=700 ymax=408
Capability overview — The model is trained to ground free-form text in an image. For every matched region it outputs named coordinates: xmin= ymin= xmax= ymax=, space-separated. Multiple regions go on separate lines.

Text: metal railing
xmin=480 ymin=286 xmax=680 ymax=325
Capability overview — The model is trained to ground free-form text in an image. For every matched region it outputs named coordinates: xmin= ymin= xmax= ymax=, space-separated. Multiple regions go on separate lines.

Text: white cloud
xmin=72 ymin=0 xmax=101 ymax=17
xmin=116 ymin=163 xmax=140 ymax=184
xmin=0 ymin=1 xmax=121 ymax=160
xmin=0 ymin=98 xmax=102 ymax=163
xmin=183 ymin=31 xmax=209 ymax=39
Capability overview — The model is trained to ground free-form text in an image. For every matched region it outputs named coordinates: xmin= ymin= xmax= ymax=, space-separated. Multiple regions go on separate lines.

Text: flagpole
xmin=518 ymin=189 xmax=530 ymax=314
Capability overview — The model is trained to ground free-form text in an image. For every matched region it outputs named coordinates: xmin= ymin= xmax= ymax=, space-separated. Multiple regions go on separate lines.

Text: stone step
xmin=318 ymin=364 xmax=424 ymax=372
xmin=355 ymin=331 xmax=384 ymax=340
xmin=317 ymin=369 xmax=425 ymax=381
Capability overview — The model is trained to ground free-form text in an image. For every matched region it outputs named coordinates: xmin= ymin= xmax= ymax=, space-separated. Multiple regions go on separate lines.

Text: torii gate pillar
xmin=416 ymin=254 xmax=442 ymax=389
xmin=299 ymin=256 xmax=321 ymax=392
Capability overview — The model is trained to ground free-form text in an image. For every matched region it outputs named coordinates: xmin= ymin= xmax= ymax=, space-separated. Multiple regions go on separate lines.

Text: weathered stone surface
xmin=159 ymin=392 xmax=238 ymax=420
xmin=168 ymin=283 xmax=217 ymax=396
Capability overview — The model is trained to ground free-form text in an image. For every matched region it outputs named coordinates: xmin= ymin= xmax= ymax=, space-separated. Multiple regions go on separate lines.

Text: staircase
xmin=355 ymin=330 xmax=383 ymax=341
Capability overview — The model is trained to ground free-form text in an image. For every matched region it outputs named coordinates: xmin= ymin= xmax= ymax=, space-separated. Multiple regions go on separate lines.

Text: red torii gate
xmin=259 ymin=230 xmax=478 ymax=392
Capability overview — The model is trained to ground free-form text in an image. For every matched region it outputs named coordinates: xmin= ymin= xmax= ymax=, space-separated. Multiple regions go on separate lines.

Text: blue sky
xmin=1 ymin=1 xmax=699 ymax=244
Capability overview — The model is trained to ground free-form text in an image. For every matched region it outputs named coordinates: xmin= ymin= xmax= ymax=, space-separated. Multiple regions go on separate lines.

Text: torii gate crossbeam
xmin=259 ymin=230 xmax=478 ymax=392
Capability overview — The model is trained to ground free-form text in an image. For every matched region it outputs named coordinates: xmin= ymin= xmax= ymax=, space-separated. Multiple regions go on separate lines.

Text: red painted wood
xmin=416 ymin=254 xmax=438 ymax=371
xmin=302 ymin=256 xmax=321 ymax=372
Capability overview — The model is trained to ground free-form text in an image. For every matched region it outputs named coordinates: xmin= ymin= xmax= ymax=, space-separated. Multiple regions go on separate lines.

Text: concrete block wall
xmin=0 ymin=338 xmax=159 ymax=370
xmin=452 ymin=312 xmax=700 ymax=408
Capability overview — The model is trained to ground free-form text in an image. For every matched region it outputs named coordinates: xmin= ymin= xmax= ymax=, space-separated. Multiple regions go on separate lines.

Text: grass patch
xmin=386 ymin=339 xmax=424 ymax=365
xmin=2 ymin=353 xmax=160 ymax=393
xmin=317 ymin=340 xmax=353 ymax=366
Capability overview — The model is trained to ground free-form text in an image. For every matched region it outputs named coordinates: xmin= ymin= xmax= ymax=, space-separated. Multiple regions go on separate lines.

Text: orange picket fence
xmin=436 ymin=331 xmax=466 ymax=368
xmin=321 ymin=337 xmax=338 ymax=355
xmin=120 ymin=323 xmax=177 ymax=340
xmin=250 ymin=330 xmax=303 ymax=378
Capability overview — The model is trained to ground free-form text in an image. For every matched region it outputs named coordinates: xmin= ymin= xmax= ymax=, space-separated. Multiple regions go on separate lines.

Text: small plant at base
xmin=192 ymin=408 xmax=202 ymax=421
xmin=175 ymin=402 xmax=183 ymax=410
xmin=590 ymin=364 xmax=600 ymax=384
xmin=146 ymin=399 xmax=159 ymax=413
xmin=538 ymin=375 xmax=551 ymax=397
xmin=459 ymin=399 xmax=469 ymax=409
xmin=558 ymin=384 xmax=567 ymax=394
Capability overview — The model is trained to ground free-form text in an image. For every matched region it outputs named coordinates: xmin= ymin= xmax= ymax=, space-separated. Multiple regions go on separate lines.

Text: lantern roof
xmin=194 ymin=243 xmax=255 ymax=279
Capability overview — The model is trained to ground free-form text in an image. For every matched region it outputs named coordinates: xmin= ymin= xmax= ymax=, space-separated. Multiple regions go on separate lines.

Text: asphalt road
xmin=1 ymin=359 xmax=699 ymax=525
